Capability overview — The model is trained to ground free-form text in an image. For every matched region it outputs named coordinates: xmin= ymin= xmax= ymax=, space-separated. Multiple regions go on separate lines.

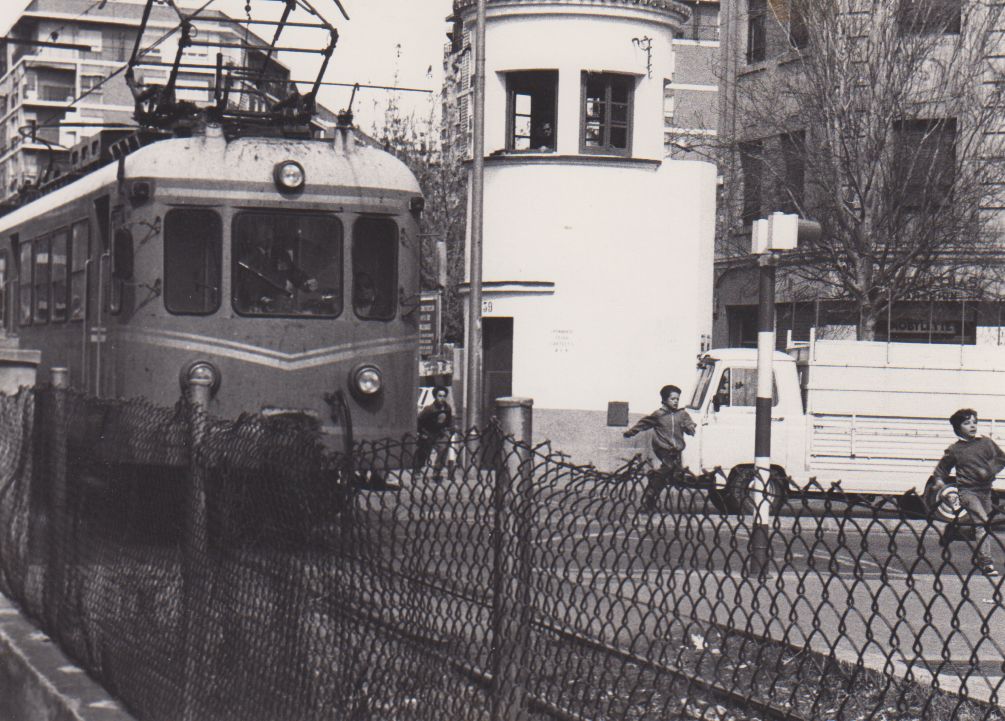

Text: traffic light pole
xmin=746 ymin=213 xmax=820 ymax=577
xmin=749 ymin=252 xmax=776 ymax=575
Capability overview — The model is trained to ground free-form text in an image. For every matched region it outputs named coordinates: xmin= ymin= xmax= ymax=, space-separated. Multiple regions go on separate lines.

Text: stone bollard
xmin=490 ymin=397 xmax=533 ymax=721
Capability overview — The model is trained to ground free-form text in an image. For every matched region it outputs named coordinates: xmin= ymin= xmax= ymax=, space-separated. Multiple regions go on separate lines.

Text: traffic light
xmin=751 ymin=212 xmax=822 ymax=254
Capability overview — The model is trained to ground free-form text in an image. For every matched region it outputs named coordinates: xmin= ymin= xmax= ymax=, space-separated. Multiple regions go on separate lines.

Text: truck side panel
xmin=805 ymin=364 xmax=1005 ymax=419
xmin=808 ymin=413 xmax=1005 ymax=494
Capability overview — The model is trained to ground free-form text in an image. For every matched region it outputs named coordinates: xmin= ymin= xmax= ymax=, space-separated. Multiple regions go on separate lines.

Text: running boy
xmin=930 ymin=408 xmax=1005 ymax=577
xmin=624 ymin=384 xmax=696 ymax=512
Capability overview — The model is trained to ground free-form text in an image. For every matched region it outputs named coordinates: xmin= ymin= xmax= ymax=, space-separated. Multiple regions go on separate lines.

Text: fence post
xmin=490 ymin=397 xmax=533 ymax=721
xmin=45 ymin=368 xmax=69 ymax=632
xmin=181 ymin=376 xmax=211 ymax=721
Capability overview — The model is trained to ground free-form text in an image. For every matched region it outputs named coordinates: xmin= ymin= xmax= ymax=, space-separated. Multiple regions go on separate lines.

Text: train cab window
xmin=18 ymin=242 xmax=31 ymax=327
xmin=352 ymin=217 xmax=398 ymax=320
xmin=165 ymin=208 xmax=222 ymax=315
xmin=51 ymin=229 xmax=69 ymax=322
xmin=232 ymin=211 xmax=341 ymax=317
xmin=69 ymin=221 xmax=89 ymax=321
xmin=33 ymin=237 xmax=50 ymax=324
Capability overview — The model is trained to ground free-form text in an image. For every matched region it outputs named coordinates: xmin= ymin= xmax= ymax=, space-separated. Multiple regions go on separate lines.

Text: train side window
xmin=33 ymin=237 xmax=50 ymax=324
xmin=352 ymin=217 xmax=398 ymax=320
xmin=18 ymin=241 xmax=31 ymax=327
xmin=51 ymin=228 xmax=69 ymax=322
xmin=232 ymin=211 xmax=342 ymax=317
xmin=69 ymin=221 xmax=89 ymax=321
xmin=165 ymin=208 xmax=222 ymax=315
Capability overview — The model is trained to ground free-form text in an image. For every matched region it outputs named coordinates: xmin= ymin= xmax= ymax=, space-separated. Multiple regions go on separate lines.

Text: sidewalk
xmin=0 ymin=593 xmax=134 ymax=721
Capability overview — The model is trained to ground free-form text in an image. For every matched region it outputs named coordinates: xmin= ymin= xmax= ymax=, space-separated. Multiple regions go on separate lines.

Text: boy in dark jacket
xmin=624 ymin=384 xmax=696 ymax=512
xmin=930 ymin=408 xmax=1005 ymax=577
xmin=416 ymin=386 xmax=456 ymax=482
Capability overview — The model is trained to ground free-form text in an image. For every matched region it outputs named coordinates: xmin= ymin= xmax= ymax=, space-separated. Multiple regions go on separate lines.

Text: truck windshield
xmin=232 ymin=212 xmax=342 ymax=317
xmin=689 ymin=363 xmax=714 ymax=410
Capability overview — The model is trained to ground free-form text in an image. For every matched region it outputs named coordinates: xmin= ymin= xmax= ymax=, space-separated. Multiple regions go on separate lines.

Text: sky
xmin=0 ymin=0 xmax=456 ymax=132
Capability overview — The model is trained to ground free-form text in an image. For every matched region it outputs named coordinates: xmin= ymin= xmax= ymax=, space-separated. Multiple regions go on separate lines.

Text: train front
xmin=110 ymin=125 xmax=424 ymax=447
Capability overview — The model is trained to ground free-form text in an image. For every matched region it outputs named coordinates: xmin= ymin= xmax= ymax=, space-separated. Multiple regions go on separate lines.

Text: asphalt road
xmin=358 ymin=469 xmax=1005 ymax=705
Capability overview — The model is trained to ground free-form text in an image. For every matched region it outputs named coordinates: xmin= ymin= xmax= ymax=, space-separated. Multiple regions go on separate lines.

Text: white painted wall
xmin=461 ymin=1 xmax=716 ymax=419
xmin=478 ymin=159 xmax=715 ymax=412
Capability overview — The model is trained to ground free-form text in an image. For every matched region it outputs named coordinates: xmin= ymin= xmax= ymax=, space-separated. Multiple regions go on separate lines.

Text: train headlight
xmin=351 ymin=364 xmax=383 ymax=397
xmin=274 ymin=160 xmax=305 ymax=192
xmin=179 ymin=360 xmax=221 ymax=396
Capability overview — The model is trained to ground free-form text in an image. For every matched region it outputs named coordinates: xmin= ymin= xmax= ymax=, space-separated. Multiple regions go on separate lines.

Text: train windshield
xmin=232 ymin=212 xmax=342 ymax=317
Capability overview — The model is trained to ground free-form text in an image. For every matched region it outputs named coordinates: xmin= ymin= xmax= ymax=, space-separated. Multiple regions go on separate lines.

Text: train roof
xmin=0 ymin=128 xmax=422 ymax=233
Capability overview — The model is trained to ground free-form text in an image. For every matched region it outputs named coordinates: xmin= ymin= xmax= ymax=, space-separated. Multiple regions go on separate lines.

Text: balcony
xmin=22 ymin=85 xmax=76 ymax=104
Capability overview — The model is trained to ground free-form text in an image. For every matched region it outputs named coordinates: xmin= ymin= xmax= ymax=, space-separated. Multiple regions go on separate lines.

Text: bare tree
xmin=370 ymin=92 xmax=468 ymax=343
xmin=720 ymin=0 xmax=1005 ymax=339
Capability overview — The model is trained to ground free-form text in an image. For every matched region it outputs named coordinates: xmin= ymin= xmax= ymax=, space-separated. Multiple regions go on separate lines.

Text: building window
xmin=51 ymin=228 xmax=68 ymax=322
xmin=898 ymin=0 xmax=961 ymax=35
xmin=506 ymin=71 xmax=557 ymax=152
xmin=894 ymin=118 xmax=956 ymax=210
xmin=581 ymin=72 xmax=634 ymax=156
xmin=747 ymin=0 xmax=767 ymax=64
xmin=778 ymin=131 xmax=805 ymax=213
xmin=165 ymin=208 xmax=222 ymax=315
xmin=740 ymin=140 xmax=764 ymax=224
xmin=69 ymin=221 xmax=88 ymax=321
xmin=789 ymin=1 xmax=809 ymax=49
xmin=81 ymin=75 xmax=104 ymax=93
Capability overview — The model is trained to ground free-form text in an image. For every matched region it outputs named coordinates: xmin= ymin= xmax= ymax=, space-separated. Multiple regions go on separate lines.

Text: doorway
xmin=482 ymin=316 xmax=513 ymax=419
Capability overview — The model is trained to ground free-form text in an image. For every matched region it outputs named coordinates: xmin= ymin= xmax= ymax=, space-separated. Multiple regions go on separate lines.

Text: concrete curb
xmin=0 ymin=593 xmax=135 ymax=721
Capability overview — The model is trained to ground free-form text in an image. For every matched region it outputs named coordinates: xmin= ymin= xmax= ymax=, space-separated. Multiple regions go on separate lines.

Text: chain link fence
xmin=0 ymin=386 xmax=1004 ymax=720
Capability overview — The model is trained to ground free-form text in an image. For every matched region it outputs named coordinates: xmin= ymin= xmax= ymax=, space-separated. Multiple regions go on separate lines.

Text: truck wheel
xmin=723 ymin=466 xmax=787 ymax=516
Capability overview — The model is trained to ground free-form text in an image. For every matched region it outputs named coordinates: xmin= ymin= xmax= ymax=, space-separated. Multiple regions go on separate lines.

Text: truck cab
xmin=683 ymin=348 xmax=805 ymax=487
xmin=684 ymin=338 xmax=1005 ymax=503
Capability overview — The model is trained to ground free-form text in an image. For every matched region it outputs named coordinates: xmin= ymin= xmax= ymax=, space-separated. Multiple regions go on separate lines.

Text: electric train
xmin=0 ymin=123 xmax=424 ymax=447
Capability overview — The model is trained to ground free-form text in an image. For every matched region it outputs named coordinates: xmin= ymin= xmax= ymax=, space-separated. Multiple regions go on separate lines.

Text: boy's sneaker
xmin=979 ymin=562 xmax=1000 ymax=578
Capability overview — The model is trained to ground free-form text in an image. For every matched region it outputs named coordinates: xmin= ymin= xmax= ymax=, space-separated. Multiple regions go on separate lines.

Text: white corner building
xmin=451 ymin=0 xmax=717 ymax=467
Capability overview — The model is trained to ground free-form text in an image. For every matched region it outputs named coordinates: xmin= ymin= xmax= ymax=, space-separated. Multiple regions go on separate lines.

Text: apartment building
xmin=0 ymin=0 xmax=311 ymax=201
xmin=665 ymin=0 xmax=719 ymax=159
xmin=715 ymin=0 xmax=1005 ymax=347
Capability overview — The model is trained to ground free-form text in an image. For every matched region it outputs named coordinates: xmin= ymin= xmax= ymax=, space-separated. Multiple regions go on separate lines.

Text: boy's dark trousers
xmin=641 ymin=450 xmax=683 ymax=512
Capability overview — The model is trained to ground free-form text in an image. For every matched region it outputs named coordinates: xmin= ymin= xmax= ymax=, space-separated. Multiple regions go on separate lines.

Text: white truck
xmin=682 ymin=336 xmax=1005 ymax=514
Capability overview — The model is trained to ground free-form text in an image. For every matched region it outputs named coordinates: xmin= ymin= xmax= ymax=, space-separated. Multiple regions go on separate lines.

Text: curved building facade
xmin=452 ymin=0 xmax=717 ymax=466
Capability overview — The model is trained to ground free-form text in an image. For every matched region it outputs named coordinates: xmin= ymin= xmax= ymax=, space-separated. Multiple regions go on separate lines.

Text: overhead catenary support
xmin=465 ymin=0 xmax=487 ymax=430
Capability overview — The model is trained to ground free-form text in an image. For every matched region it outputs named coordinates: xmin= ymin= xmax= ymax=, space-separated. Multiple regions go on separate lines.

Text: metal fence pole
xmin=182 ymin=376 xmax=211 ymax=721
xmin=45 ymin=368 xmax=70 ymax=632
xmin=490 ymin=397 xmax=533 ymax=721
